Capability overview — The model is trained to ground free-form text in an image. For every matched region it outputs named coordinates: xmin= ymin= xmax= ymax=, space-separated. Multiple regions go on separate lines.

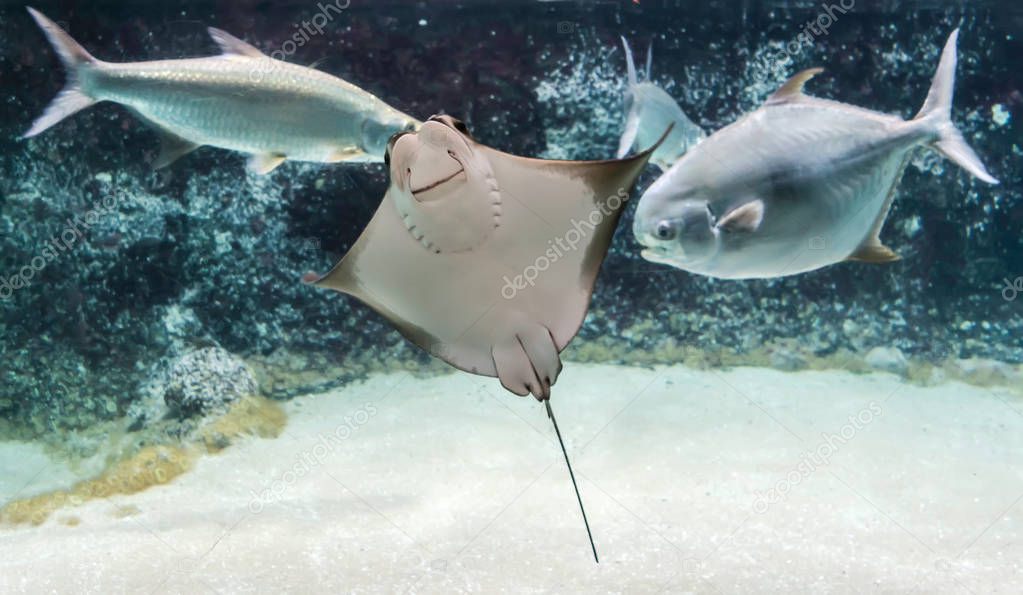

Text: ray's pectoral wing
xmin=474 ymin=143 xmax=659 ymax=399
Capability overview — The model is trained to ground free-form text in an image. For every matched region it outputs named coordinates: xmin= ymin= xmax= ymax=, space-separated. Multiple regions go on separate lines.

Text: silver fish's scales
xmin=24 ymin=8 xmax=419 ymax=171
xmin=91 ymin=58 xmax=382 ymax=161
xmin=633 ymin=31 xmax=997 ymax=279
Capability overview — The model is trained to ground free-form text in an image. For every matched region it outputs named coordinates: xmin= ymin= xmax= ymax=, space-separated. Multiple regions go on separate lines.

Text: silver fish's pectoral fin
xmin=153 ymin=130 xmax=200 ymax=169
xmin=716 ymin=199 xmax=764 ymax=233
xmin=766 ymin=68 xmax=824 ymax=105
xmin=324 ymin=147 xmax=369 ymax=163
xmin=846 ymin=241 xmax=900 ymax=264
xmin=247 ymin=153 xmax=286 ymax=174
xmin=207 ymin=27 xmax=266 ymax=58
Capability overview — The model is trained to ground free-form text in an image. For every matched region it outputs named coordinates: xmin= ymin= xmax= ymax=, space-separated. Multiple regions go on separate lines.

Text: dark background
xmin=0 ymin=0 xmax=1019 ymax=435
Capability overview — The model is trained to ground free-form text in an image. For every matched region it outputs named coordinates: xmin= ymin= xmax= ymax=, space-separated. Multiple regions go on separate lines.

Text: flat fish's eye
xmin=655 ymin=220 xmax=677 ymax=241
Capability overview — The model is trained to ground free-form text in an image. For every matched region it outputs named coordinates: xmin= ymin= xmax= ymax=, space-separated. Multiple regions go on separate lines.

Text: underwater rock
xmin=865 ymin=347 xmax=909 ymax=376
xmin=163 ymin=347 xmax=258 ymax=418
xmin=769 ymin=347 xmax=808 ymax=372
xmin=952 ymin=358 xmax=1022 ymax=385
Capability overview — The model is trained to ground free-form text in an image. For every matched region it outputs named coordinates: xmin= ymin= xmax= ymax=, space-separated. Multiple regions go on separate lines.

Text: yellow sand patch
xmin=0 ymin=445 xmax=196 ymax=526
xmin=1 ymin=395 xmax=288 ymax=527
xmin=200 ymin=396 xmax=287 ymax=453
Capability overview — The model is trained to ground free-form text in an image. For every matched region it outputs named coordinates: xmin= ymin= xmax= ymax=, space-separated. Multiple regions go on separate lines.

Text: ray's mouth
xmin=411 ymin=166 xmax=466 ymax=196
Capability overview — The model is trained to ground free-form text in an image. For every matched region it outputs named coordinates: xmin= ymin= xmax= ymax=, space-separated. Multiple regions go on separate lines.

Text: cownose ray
xmin=304 ymin=114 xmax=666 ymax=562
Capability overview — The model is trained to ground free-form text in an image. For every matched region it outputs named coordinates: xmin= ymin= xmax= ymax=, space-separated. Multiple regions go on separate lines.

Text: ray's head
xmin=633 ymin=177 xmax=719 ymax=267
xmin=386 ymin=114 xmax=501 ymax=253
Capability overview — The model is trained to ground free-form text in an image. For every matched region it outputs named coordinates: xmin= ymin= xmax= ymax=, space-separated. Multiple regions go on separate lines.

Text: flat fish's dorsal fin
xmin=766 ymin=68 xmax=824 ymax=105
xmin=207 ymin=27 xmax=266 ymax=58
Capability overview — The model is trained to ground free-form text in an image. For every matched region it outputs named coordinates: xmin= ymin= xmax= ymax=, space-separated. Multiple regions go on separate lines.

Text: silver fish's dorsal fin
xmin=766 ymin=68 xmax=824 ymax=105
xmin=207 ymin=27 xmax=266 ymax=58
xmin=621 ymin=36 xmax=638 ymax=87
xmin=645 ymin=41 xmax=653 ymax=81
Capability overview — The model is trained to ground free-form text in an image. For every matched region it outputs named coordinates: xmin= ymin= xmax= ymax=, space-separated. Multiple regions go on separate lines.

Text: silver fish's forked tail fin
xmin=913 ymin=29 xmax=999 ymax=184
xmin=22 ymin=7 xmax=98 ymax=139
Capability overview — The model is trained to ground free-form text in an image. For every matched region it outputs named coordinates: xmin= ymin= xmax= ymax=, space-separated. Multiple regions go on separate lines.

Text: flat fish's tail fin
xmin=913 ymin=29 xmax=999 ymax=184
xmin=22 ymin=7 xmax=99 ymax=139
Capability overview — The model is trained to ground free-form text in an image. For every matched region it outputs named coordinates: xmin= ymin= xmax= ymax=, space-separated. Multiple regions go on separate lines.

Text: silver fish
xmin=23 ymin=7 xmax=421 ymax=173
xmin=633 ymin=30 xmax=998 ymax=279
xmin=616 ymin=37 xmax=705 ymax=171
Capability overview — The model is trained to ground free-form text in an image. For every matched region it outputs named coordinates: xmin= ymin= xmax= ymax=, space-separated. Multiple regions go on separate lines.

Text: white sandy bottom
xmin=1 ymin=364 xmax=1021 ymax=593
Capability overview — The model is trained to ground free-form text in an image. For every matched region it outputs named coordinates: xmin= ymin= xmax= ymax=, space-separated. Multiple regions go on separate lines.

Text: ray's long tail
xmin=913 ymin=29 xmax=999 ymax=184
xmin=22 ymin=7 xmax=99 ymax=139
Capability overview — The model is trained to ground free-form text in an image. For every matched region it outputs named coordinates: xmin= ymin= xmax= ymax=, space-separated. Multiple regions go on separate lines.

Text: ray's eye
xmin=451 ymin=119 xmax=469 ymax=135
xmin=385 ymin=130 xmax=412 ymax=167
xmin=655 ymin=221 xmax=677 ymax=241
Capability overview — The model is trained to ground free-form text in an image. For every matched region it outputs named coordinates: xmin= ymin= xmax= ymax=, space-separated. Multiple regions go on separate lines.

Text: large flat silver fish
xmin=616 ymin=37 xmax=704 ymax=172
xmin=633 ymin=30 xmax=998 ymax=279
xmin=23 ymin=8 xmax=421 ymax=173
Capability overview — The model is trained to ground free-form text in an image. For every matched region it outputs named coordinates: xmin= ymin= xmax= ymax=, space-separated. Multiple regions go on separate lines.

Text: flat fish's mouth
xmin=411 ymin=167 xmax=466 ymax=198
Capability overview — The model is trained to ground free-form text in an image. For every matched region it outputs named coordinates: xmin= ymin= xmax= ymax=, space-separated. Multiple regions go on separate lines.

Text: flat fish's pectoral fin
xmin=207 ymin=27 xmax=266 ymax=58
xmin=716 ymin=199 xmax=764 ymax=233
xmin=766 ymin=67 xmax=824 ymax=105
xmin=153 ymin=130 xmax=200 ymax=169
xmin=492 ymin=323 xmax=562 ymax=401
xmin=846 ymin=242 xmax=900 ymax=263
xmin=247 ymin=153 xmax=287 ymax=175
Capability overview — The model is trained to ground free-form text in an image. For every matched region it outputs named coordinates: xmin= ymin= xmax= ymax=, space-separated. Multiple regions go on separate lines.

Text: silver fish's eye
xmin=655 ymin=220 xmax=676 ymax=240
